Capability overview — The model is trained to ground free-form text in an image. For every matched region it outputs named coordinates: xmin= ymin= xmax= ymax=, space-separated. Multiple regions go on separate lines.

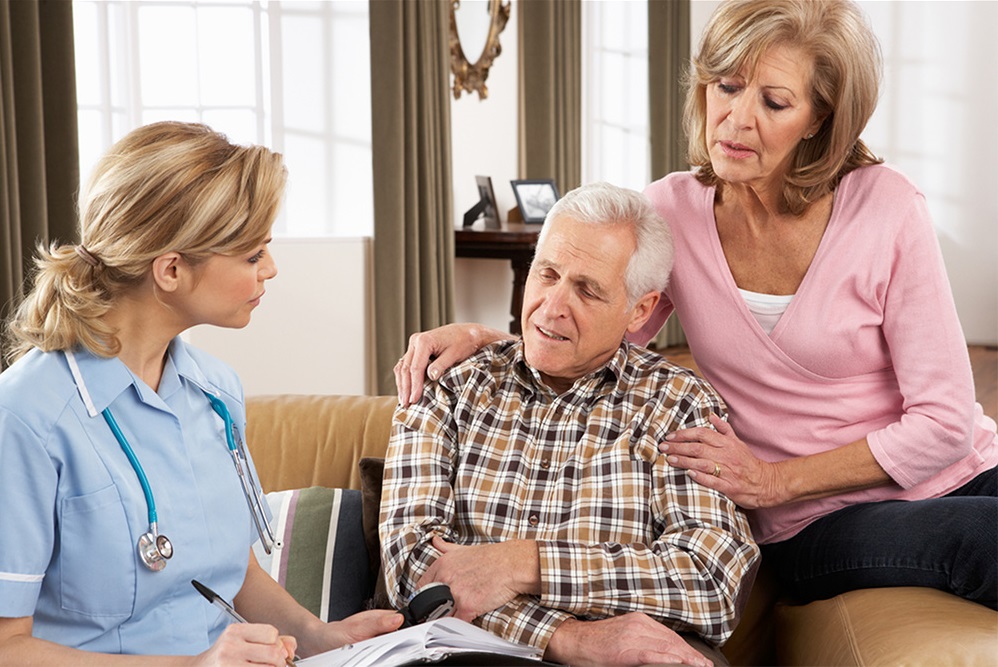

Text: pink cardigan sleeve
xmin=863 ymin=192 xmax=978 ymax=488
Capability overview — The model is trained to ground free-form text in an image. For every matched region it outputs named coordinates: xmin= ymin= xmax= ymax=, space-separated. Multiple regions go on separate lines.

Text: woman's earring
xmin=805 ymin=133 xmax=815 ymax=140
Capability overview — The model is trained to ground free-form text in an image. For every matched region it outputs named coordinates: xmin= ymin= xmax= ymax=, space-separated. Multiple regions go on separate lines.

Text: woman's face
xmin=182 ymin=237 xmax=278 ymax=330
xmin=705 ymin=44 xmax=823 ymax=196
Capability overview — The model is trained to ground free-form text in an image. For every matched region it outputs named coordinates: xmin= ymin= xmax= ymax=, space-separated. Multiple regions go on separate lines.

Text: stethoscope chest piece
xmin=138 ymin=531 xmax=173 ymax=571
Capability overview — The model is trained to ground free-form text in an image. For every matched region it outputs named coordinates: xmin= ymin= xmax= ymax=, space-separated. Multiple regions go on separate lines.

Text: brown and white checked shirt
xmin=380 ymin=339 xmax=759 ymax=650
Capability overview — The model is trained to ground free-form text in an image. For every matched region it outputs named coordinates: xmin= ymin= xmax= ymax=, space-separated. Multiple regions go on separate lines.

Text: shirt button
xmin=528 ymin=514 xmax=540 ymax=526
xmin=540 ymin=458 xmax=551 ymax=470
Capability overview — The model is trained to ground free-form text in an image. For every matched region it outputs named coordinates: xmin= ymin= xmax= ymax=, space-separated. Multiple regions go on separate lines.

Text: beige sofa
xmin=246 ymin=393 xmax=998 ymax=666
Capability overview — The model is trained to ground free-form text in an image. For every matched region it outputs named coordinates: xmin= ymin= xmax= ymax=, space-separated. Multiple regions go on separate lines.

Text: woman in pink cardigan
xmin=395 ymin=0 xmax=997 ymax=609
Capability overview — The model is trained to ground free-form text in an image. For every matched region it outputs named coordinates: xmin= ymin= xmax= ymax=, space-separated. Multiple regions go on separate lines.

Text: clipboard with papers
xmin=296 ymin=617 xmax=557 ymax=667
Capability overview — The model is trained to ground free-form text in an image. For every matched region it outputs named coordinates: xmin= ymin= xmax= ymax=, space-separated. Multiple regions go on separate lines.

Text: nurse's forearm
xmin=235 ymin=552 xmax=326 ymax=653
xmin=774 ymin=437 xmax=892 ymax=504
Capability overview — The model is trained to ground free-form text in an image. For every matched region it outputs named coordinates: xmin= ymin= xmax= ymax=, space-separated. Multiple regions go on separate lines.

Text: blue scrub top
xmin=0 ymin=339 xmax=262 ymax=655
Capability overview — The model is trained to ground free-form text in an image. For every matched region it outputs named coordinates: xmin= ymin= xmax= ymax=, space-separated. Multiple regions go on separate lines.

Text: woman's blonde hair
xmin=5 ymin=121 xmax=287 ymax=363
xmin=684 ymin=0 xmax=883 ymax=214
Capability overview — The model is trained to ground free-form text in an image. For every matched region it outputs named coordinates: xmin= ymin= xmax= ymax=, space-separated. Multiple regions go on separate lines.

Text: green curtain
xmin=517 ymin=0 xmax=581 ymax=193
xmin=648 ymin=0 xmax=689 ymax=347
xmin=368 ymin=0 xmax=455 ymax=395
xmin=0 ymin=0 xmax=79 ymax=370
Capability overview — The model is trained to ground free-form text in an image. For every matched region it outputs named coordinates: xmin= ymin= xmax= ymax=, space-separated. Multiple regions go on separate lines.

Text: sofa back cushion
xmin=246 ymin=394 xmax=398 ymax=492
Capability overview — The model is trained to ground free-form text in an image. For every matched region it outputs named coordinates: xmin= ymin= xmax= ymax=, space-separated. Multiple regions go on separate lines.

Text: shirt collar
xmin=509 ymin=338 xmax=629 ymax=403
xmin=64 ymin=338 xmax=215 ymax=417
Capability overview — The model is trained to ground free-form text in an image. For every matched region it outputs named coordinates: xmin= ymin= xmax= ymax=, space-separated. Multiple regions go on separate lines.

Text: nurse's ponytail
xmin=3 ymin=241 xmax=119 ymax=363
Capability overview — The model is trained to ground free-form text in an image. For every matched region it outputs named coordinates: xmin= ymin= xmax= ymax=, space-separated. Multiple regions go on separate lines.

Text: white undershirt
xmin=738 ymin=288 xmax=794 ymax=335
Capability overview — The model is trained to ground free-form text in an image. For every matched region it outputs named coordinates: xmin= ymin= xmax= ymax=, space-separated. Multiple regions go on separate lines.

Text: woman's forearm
xmin=773 ymin=437 xmax=892 ymax=505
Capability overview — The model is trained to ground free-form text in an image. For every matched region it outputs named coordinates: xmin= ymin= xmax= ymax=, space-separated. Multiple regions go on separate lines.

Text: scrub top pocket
xmin=60 ymin=484 xmax=136 ymax=617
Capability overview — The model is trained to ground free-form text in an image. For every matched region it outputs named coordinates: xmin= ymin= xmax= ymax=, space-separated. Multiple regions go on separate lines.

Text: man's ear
xmin=626 ymin=291 xmax=661 ymax=334
xmin=151 ymin=252 xmax=184 ymax=293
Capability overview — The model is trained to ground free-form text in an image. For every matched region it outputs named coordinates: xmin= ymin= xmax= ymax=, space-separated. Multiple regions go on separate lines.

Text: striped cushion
xmin=253 ymin=487 xmax=374 ymax=622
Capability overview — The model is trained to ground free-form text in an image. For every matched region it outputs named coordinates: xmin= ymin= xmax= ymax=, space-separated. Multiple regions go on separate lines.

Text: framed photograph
xmin=463 ymin=175 xmax=500 ymax=228
xmin=510 ymin=179 xmax=560 ymax=223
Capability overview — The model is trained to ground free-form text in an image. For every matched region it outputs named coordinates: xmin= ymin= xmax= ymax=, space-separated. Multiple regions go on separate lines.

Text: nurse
xmin=0 ymin=121 xmax=402 ymax=665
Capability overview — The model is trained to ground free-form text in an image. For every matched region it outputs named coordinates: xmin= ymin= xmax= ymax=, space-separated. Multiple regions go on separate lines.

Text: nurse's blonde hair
xmin=684 ymin=0 xmax=883 ymax=214
xmin=4 ymin=121 xmax=287 ymax=363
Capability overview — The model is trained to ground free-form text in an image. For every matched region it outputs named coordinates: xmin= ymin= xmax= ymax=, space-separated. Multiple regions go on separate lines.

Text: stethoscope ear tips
xmin=138 ymin=532 xmax=174 ymax=571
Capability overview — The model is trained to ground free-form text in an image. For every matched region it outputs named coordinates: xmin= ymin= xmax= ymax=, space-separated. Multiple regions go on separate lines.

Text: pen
xmin=191 ymin=579 xmax=297 ymax=666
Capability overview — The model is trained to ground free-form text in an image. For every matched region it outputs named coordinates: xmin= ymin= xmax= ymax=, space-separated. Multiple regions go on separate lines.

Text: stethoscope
xmin=65 ymin=350 xmax=281 ymax=572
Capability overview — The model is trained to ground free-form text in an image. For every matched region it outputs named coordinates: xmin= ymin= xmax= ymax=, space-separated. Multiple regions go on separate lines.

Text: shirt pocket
xmin=60 ymin=484 xmax=136 ymax=617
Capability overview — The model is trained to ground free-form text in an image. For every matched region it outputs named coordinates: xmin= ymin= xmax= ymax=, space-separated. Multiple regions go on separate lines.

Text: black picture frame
xmin=510 ymin=179 xmax=559 ymax=223
xmin=463 ymin=175 xmax=500 ymax=228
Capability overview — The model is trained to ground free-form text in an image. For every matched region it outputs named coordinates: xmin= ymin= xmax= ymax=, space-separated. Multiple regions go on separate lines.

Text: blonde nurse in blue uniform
xmin=0 ymin=122 xmax=402 ymax=665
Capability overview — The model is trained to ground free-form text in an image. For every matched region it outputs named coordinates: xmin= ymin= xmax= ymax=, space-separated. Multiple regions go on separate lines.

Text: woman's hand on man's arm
xmin=394 ymin=323 xmax=512 ymax=406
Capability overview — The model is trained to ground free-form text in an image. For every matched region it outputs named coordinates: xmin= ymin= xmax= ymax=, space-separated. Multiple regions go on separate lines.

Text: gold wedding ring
xmin=712 ymin=462 xmax=721 ymax=478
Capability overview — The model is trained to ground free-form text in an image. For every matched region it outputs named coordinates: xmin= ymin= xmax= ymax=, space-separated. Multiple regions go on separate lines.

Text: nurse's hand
xmin=326 ymin=609 xmax=404 ymax=648
xmin=395 ymin=323 xmax=510 ymax=406
xmin=196 ymin=622 xmax=296 ymax=666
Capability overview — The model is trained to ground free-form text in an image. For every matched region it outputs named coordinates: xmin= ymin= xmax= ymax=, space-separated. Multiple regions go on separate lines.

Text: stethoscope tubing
xmin=102 ymin=407 xmax=159 ymax=526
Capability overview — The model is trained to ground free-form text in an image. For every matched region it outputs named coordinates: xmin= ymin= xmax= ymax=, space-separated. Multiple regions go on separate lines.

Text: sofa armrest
xmin=246 ymin=394 xmax=398 ymax=492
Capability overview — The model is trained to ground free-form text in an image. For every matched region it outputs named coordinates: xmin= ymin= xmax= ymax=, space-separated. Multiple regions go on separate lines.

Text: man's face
xmin=521 ymin=215 xmax=658 ymax=393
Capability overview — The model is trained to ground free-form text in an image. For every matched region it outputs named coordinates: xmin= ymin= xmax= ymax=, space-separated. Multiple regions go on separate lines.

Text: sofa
xmin=245 ymin=393 xmax=998 ymax=666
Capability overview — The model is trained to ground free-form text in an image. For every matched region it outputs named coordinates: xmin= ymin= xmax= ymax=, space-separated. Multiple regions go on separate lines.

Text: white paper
xmin=296 ymin=617 xmax=544 ymax=667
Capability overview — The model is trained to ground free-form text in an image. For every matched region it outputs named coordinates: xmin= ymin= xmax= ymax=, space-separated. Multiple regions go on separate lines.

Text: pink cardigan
xmin=635 ymin=166 xmax=998 ymax=544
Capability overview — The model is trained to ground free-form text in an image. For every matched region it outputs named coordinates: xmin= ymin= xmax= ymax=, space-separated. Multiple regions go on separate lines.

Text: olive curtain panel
xmin=649 ymin=0 xmax=689 ymax=347
xmin=0 ymin=0 xmax=79 ymax=370
xmin=517 ymin=0 xmax=581 ymax=194
xmin=368 ymin=0 xmax=455 ymax=396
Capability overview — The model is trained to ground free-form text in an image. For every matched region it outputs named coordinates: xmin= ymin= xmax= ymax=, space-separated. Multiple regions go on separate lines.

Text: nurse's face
xmin=185 ymin=237 xmax=278 ymax=329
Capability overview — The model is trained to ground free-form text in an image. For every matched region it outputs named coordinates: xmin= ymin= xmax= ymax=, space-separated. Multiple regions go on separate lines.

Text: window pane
xmin=283 ymin=133 xmax=329 ymax=236
xmin=199 ymin=6 xmax=256 ymax=106
xmin=73 ymin=2 xmax=101 ymax=106
xmin=137 ymin=6 xmax=198 ymax=106
xmin=332 ymin=142 xmax=373 ymax=237
xmin=282 ymin=14 xmax=325 ymax=133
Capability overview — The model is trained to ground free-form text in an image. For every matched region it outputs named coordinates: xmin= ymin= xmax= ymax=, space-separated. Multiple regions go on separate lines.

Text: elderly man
xmin=380 ymin=182 xmax=758 ymax=667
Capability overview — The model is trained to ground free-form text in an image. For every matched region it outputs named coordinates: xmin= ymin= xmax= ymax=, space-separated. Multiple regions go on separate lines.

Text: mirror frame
xmin=449 ymin=0 xmax=510 ymax=100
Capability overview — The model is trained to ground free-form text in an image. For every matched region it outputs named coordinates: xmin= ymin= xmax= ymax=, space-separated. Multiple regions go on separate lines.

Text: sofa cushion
xmin=775 ymin=586 xmax=998 ymax=666
xmin=254 ymin=486 xmax=374 ymax=621
xmin=246 ymin=394 xmax=398 ymax=492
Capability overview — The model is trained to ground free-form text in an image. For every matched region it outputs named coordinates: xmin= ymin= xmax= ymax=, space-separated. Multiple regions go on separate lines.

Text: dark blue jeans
xmin=761 ymin=466 xmax=997 ymax=609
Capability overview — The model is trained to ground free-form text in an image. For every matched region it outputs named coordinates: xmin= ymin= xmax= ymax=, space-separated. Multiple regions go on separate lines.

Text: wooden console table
xmin=454 ymin=222 xmax=540 ymax=334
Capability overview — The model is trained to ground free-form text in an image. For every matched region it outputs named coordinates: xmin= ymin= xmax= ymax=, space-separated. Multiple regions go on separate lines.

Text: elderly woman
xmin=396 ymin=0 xmax=997 ymax=610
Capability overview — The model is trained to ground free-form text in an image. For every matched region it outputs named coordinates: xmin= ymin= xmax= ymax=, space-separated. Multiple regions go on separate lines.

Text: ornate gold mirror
xmin=449 ymin=0 xmax=510 ymax=100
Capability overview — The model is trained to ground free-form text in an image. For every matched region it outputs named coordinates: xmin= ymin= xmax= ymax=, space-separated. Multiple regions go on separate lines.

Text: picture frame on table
xmin=463 ymin=175 xmax=501 ymax=228
xmin=510 ymin=179 xmax=559 ymax=223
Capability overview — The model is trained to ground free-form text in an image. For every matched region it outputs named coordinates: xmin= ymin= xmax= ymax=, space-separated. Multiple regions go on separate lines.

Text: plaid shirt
xmin=380 ymin=339 xmax=758 ymax=649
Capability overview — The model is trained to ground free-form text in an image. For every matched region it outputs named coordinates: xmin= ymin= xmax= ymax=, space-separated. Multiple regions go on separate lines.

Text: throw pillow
xmin=358 ymin=457 xmax=392 ymax=609
xmin=254 ymin=486 xmax=374 ymax=621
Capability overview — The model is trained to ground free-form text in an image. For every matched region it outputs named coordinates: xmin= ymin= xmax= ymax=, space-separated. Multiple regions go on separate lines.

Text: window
xmin=582 ymin=0 xmax=649 ymax=191
xmin=73 ymin=0 xmax=373 ymax=237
